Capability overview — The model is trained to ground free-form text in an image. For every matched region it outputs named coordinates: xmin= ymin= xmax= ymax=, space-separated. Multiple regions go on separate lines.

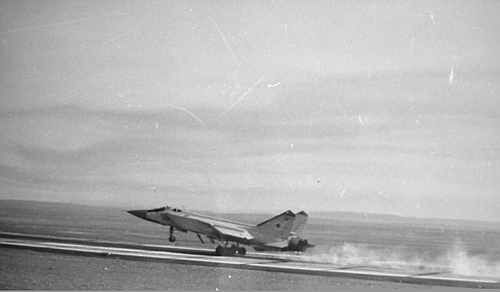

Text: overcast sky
xmin=1 ymin=0 xmax=499 ymax=221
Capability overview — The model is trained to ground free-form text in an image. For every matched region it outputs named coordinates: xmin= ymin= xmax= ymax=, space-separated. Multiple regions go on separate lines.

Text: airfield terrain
xmin=1 ymin=200 xmax=499 ymax=289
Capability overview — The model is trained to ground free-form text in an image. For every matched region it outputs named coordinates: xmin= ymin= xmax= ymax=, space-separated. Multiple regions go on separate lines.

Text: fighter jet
xmin=127 ymin=205 xmax=313 ymax=256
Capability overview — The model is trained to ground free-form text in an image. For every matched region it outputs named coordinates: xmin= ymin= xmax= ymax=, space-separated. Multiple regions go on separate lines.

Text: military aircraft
xmin=127 ymin=205 xmax=314 ymax=256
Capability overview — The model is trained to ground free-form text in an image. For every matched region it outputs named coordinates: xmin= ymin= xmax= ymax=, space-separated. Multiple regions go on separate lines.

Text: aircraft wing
xmin=212 ymin=225 xmax=254 ymax=240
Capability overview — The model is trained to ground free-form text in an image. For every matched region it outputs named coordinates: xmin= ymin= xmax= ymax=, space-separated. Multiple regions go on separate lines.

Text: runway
xmin=1 ymin=232 xmax=498 ymax=289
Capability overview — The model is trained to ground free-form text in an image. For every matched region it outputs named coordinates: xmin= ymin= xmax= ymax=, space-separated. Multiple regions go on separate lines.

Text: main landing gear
xmin=168 ymin=226 xmax=176 ymax=242
xmin=215 ymin=244 xmax=246 ymax=256
xmin=167 ymin=227 xmax=245 ymax=256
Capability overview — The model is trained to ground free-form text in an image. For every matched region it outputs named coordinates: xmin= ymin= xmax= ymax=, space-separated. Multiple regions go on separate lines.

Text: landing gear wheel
xmin=215 ymin=245 xmax=237 ymax=256
xmin=168 ymin=236 xmax=176 ymax=242
xmin=298 ymin=240 xmax=308 ymax=252
xmin=228 ymin=245 xmax=237 ymax=256
xmin=237 ymin=247 xmax=247 ymax=255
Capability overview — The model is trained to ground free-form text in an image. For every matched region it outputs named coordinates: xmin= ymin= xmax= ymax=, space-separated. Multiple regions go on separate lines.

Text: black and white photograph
xmin=1 ymin=0 xmax=499 ymax=289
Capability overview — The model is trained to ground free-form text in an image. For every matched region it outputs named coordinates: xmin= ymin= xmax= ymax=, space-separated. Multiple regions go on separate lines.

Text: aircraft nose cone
xmin=127 ymin=209 xmax=148 ymax=219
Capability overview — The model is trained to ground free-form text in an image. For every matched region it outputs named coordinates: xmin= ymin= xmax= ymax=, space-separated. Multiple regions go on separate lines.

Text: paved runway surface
xmin=1 ymin=232 xmax=498 ymax=289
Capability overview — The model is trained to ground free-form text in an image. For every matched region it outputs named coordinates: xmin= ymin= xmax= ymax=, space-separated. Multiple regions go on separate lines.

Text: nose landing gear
xmin=168 ymin=226 xmax=176 ymax=242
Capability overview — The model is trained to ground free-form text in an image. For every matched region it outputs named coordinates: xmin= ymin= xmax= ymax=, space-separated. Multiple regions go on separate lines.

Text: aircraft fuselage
xmin=128 ymin=205 xmax=312 ymax=256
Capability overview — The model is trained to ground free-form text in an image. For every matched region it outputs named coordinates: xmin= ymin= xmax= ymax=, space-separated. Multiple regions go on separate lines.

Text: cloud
xmin=3 ymin=66 xmax=499 ymax=221
xmin=1 ymin=0 xmax=499 ymax=221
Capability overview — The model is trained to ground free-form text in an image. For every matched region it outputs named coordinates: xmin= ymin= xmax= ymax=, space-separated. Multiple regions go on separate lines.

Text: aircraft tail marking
xmin=255 ymin=210 xmax=295 ymax=241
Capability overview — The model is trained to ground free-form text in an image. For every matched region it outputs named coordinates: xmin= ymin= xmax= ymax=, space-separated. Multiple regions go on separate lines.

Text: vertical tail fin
xmin=255 ymin=210 xmax=295 ymax=242
xmin=291 ymin=211 xmax=308 ymax=236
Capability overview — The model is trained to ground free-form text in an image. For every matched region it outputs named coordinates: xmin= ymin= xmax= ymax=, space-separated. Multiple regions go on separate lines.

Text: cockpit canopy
xmin=147 ymin=206 xmax=181 ymax=212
